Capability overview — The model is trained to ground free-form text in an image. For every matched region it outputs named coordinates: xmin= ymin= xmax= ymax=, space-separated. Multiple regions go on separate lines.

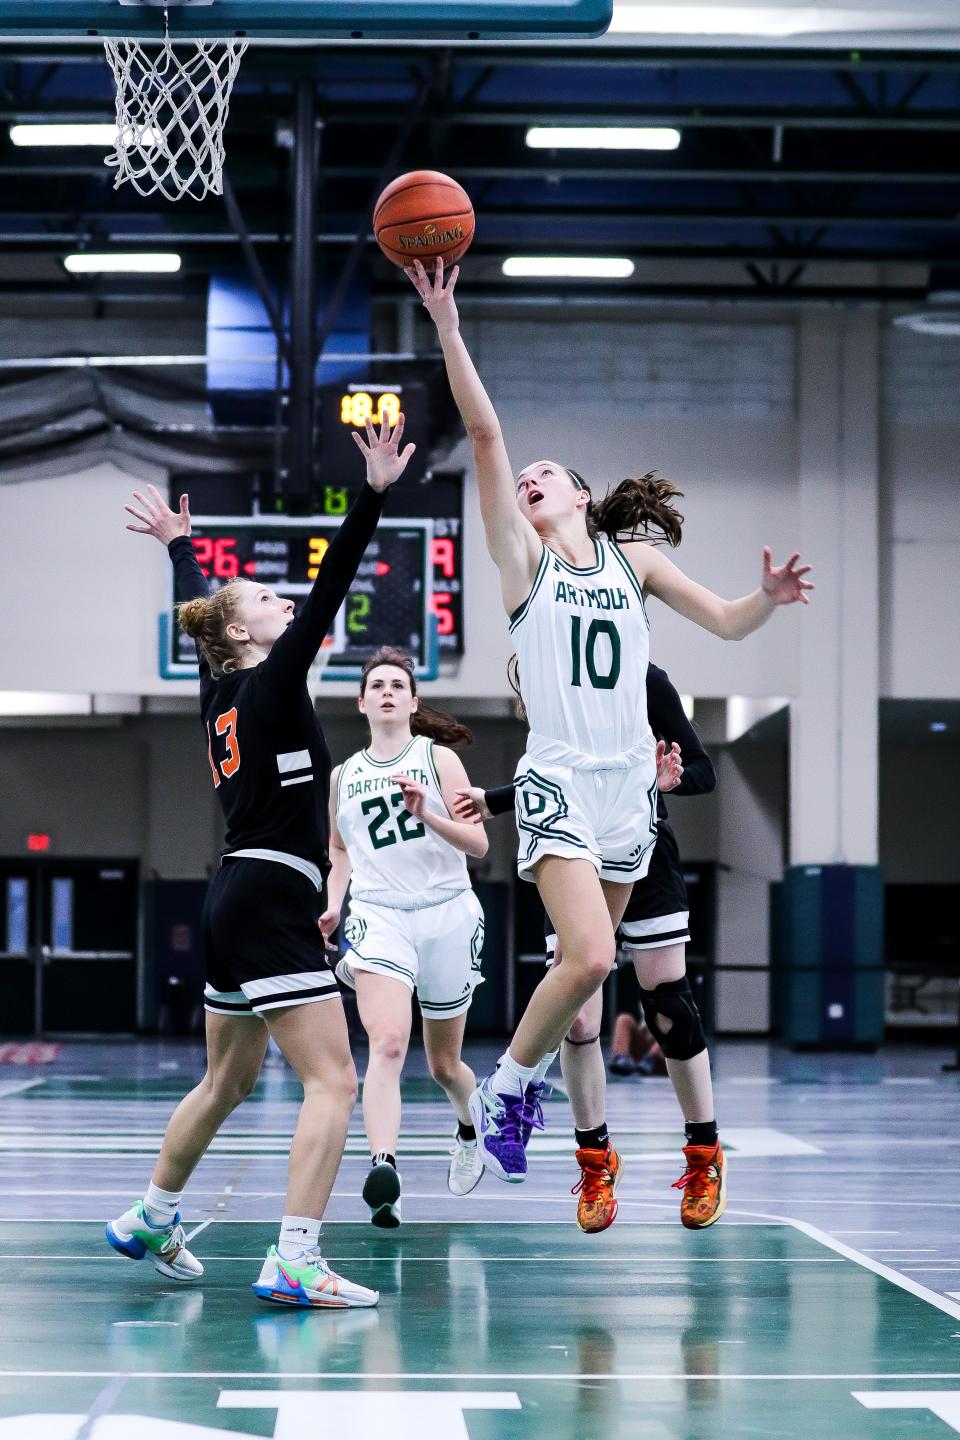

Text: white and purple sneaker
xmin=520 ymin=1080 xmax=547 ymax=1149
xmin=468 ymin=1075 xmax=527 ymax=1183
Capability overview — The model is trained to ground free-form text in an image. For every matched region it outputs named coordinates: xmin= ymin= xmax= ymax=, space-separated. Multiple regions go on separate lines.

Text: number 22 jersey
xmin=335 ymin=736 xmax=469 ymax=908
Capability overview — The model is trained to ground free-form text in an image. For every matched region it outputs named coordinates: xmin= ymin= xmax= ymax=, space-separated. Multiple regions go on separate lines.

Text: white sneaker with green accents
xmin=252 ymin=1246 xmax=379 ymax=1308
xmin=105 ymin=1200 xmax=203 ymax=1281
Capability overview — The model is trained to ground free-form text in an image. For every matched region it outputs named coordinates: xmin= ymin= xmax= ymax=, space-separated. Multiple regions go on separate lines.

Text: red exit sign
xmin=27 ymin=833 xmax=50 ymax=852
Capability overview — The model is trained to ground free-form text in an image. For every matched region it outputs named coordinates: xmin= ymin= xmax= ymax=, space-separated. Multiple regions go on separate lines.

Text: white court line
xmin=2 ymin=1370 xmax=960 ymax=1382
xmin=947 ymin=1292 xmax=960 ymax=1300
xmin=0 ymin=1080 xmax=45 ymax=1099
xmin=726 ymin=1208 xmax=960 ymax=1323
xmin=0 ymin=1255 xmax=847 ymax=1264
xmin=184 ymin=1217 xmax=214 ymax=1244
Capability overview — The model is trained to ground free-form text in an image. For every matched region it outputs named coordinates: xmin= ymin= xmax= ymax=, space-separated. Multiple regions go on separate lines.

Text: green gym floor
xmin=1 ymin=1039 xmax=958 ymax=1439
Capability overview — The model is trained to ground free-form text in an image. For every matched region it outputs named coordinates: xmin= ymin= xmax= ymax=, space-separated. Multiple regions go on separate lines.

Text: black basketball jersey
xmin=168 ymin=483 xmax=387 ymax=876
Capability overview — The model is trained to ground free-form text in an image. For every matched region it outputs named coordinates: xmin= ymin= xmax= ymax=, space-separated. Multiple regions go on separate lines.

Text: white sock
xmin=532 ymin=1049 xmax=559 ymax=1086
xmin=143 ymin=1182 xmax=182 ymax=1228
xmin=277 ymin=1214 xmax=321 ymax=1260
xmin=493 ymin=1050 xmax=538 ymax=1099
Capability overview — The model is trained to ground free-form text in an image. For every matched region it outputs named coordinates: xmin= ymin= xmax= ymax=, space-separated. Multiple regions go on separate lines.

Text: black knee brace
xmin=564 ymin=1032 xmax=601 ymax=1047
xmin=638 ymin=976 xmax=706 ymax=1061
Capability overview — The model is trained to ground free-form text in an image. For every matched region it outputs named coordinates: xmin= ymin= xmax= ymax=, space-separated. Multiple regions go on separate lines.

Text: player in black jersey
xmin=105 ymin=413 xmax=414 ymax=1309
xmin=456 ymin=661 xmax=724 ymax=1231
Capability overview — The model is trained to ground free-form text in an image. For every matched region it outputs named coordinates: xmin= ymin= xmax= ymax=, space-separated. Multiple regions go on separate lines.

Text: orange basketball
xmin=374 ymin=170 xmax=475 ymax=270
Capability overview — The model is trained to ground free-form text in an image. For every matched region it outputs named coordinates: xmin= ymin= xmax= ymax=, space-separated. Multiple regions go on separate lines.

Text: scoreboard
xmin=163 ymin=516 xmax=436 ymax=680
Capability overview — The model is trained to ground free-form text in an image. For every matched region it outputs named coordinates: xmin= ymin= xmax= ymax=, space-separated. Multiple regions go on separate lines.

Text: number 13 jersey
xmin=335 ymin=736 xmax=469 ymax=909
xmin=510 ymin=536 xmax=654 ymax=765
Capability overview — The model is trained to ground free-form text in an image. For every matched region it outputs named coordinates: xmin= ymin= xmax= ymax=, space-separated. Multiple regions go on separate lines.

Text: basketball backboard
xmin=0 ymin=0 xmax=613 ymax=40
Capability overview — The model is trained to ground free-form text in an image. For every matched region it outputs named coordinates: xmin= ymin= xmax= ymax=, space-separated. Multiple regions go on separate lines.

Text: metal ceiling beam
xmin=3 ymin=42 xmax=960 ymax=72
xmin=1 ymin=163 xmax=958 ymax=188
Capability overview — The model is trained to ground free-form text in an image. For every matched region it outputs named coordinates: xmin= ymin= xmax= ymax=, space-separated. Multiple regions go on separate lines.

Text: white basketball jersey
xmin=335 ymin=735 xmax=469 ymax=907
xmin=510 ymin=536 xmax=653 ymax=762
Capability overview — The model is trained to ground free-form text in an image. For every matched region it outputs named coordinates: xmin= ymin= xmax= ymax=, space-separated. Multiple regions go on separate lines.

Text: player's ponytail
xmin=359 ymin=646 xmax=473 ymax=749
xmin=570 ymin=468 xmax=684 ymax=548
xmin=507 ymin=653 xmax=528 ymax=724
xmin=177 ymin=584 xmax=246 ymax=676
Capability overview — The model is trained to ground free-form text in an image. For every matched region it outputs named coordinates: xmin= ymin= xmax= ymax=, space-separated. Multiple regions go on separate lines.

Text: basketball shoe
xmin=672 ymin=1142 xmax=727 ymax=1228
xmin=572 ymin=1146 xmax=623 ymax=1233
xmin=105 ymin=1200 xmax=203 ymax=1281
xmin=519 ymin=1080 xmax=546 ymax=1148
xmin=468 ymin=1075 xmax=526 ymax=1182
xmin=448 ymin=1132 xmax=484 ymax=1195
xmin=253 ymin=1246 xmax=379 ymax=1308
xmin=362 ymin=1155 xmax=402 ymax=1227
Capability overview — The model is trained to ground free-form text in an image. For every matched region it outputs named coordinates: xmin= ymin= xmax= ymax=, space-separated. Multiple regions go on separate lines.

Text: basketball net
xmin=103 ymin=18 xmax=248 ymax=201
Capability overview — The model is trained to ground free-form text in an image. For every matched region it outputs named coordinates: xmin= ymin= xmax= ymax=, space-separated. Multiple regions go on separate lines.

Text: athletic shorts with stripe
xmin=336 ymin=888 xmax=485 ymax=1021
xmin=545 ymin=819 xmax=690 ymax=963
xmin=515 ymin=756 xmax=658 ymax=886
xmin=202 ymin=856 xmax=339 ymax=1017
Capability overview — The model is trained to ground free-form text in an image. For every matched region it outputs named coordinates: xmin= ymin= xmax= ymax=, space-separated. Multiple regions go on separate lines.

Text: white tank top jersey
xmin=335 ymin=734 xmax=469 ymax=908
xmin=510 ymin=535 xmax=656 ymax=767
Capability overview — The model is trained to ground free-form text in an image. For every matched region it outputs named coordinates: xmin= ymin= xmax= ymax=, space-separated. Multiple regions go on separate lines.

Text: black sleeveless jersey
xmin=168 ymin=483 xmax=386 ymax=876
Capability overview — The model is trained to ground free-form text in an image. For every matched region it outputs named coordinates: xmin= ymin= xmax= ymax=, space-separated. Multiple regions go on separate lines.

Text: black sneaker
xmin=362 ymin=1156 xmax=402 ymax=1228
xmin=608 ymin=1053 xmax=636 ymax=1077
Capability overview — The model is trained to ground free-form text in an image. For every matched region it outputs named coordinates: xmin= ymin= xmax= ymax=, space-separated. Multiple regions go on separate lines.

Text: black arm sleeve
xmin=484 ymin=781 xmax=518 ymax=817
xmin=168 ymin=535 xmax=212 ymax=680
xmin=259 ymin=482 xmax=387 ymax=691
xmin=646 ymin=663 xmax=716 ymax=797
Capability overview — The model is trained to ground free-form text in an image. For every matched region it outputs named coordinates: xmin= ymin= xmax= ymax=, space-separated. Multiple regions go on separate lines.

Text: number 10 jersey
xmin=510 ymin=535 xmax=654 ymax=764
xmin=335 ymin=735 xmax=469 ymax=909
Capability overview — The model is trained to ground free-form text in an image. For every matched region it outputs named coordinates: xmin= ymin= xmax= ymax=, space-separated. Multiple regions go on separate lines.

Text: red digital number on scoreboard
xmin=192 ymin=536 xmax=240 ymax=580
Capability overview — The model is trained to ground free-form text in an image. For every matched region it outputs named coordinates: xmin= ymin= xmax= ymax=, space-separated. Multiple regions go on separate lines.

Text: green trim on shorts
xmin=349 ymin=952 xmax=416 ymax=985
xmin=420 ymin=993 xmax=474 ymax=1013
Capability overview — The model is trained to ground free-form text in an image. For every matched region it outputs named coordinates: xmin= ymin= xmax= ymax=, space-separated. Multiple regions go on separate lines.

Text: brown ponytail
xmin=570 ymin=468 xmax=684 ymax=548
xmin=359 ymin=646 xmax=473 ymax=749
xmin=177 ymin=583 xmax=247 ymax=676
xmin=507 ymin=653 xmax=528 ymax=724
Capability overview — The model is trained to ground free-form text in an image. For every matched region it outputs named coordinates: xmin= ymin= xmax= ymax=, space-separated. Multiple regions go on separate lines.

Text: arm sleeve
xmin=259 ymin=482 xmax=387 ymax=691
xmin=167 ymin=535 xmax=211 ymax=680
xmin=484 ymin=781 xmax=518 ymax=817
xmin=646 ymin=665 xmax=716 ymax=797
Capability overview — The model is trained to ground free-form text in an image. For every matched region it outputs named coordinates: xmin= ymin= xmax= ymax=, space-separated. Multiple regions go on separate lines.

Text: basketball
xmin=374 ymin=170 xmax=475 ymax=269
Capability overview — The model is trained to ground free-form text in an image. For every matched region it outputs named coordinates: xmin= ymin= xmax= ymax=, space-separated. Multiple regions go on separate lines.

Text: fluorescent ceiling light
xmin=930 ymin=721 xmax=949 ymax=732
xmin=64 ymin=253 xmax=182 ymax=275
xmin=502 ymin=257 xmax=635 ymax=279
xmin=526 ymin=126 xmax=680 ymax=151
xmin=894 ymin=311 xmax=960 ymax=337
xmin=10 ymin=122 xmax=117 ymax=147
xmin=10 ymin=122 xmax=162 ymax=148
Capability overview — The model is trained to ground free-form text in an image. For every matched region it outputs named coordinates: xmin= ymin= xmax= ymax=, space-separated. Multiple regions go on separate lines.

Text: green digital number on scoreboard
xmin=162 ymin=516 xmax=435 ymax=680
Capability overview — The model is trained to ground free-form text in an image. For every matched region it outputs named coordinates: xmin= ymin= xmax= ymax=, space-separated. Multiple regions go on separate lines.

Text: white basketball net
xmin=103 ymin=34 xmax=248 ymax=201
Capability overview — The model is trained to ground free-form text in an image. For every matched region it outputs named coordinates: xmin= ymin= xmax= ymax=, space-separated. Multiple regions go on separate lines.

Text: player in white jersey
xmin=407 ymin=256 xmax=814 ymax=1188
xmin=323 ymin=647 xmax=489 ymax=1225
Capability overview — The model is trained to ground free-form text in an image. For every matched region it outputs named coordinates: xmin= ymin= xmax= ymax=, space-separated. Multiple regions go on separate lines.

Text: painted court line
xmin=2 ymin=1370 xmax=960 ymax=1383
xmin=729 ymin=1209 xmax=960 ymax=1323
xmin=0 ymin=1255 xmax=848 ymax=1264
xmin=0 ymin=1080 xmax=45 ymax=1099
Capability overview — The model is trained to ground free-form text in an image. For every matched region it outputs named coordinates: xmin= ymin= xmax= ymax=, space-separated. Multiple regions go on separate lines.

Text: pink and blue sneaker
xmin=253 ymin=1246 xmax=379 ymax=1308
xmin=105 ymin=1200 xmax=203 ymax=1281
xmin=468 ymin=1075 xmax=527 ymax=1183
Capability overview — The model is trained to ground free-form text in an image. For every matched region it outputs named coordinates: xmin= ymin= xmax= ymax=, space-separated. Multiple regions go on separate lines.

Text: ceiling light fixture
xmin=894 ymin=312 xmax=960 ymax=338
xmin=502 ymin=257 xmax=635 ymax=279
xmin=63 ymin=253 xmax=182 ymax=275
xmin=930 ymin=721 xmax=949 ymax=732
xmin=526 ymin=126 xmax=681 ymax=151
xmin=11 ymin=123 xmax=117 ymax=147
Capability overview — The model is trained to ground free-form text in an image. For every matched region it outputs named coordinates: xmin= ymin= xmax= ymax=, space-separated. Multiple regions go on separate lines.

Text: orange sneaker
xmin=572 ymin=1145 xmax=623 ymax=1233
xmin=672 ymin=1142 xmax=727 ymax=1229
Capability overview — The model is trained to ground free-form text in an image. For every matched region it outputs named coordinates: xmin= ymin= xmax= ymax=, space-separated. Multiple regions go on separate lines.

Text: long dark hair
xmin=359 ymin=646 xmax=473 ymax=748
xmin=567 ymin=468 xmax=684 ymax=548
xmin=507 ymin=653 xmax=527 ymax=724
